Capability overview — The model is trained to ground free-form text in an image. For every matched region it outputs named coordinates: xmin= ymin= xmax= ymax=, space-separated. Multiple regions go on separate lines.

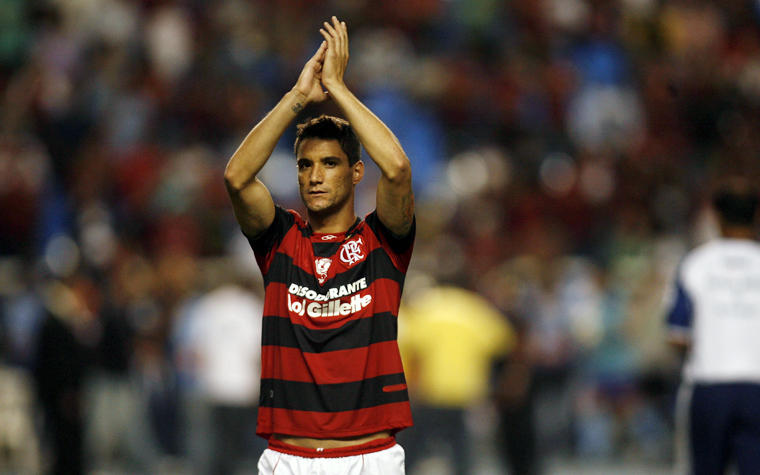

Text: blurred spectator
xmin=0 ymin=259 xmax=45 ymax=369
xmin=182 ymin=266 xmax=265 ymax=475
xmin=399 ymin=282 xmax=516 ymax=475
xmin=33 ymin=275 xmax=101 ymax=475
xmin=0 ymin=364 xmax=40 ymax=473
xmin=493 ymin=319 xmax=539 ymax=475
xmin=0 ymin=258 xmax=42 ymax=475
xmin=0 ymin=111 xmax=52 ymax=257
xmin=147 ymin=249 xmax=201 ymax=460
xmin=666 ymin=178 xmax=760 ymax=475
xmin=83 ymin=250 xmax=160 ymax=473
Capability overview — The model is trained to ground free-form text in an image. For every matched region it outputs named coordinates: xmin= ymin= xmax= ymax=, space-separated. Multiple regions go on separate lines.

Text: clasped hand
xmin=293 ymin=16 xmax=349 ymax=105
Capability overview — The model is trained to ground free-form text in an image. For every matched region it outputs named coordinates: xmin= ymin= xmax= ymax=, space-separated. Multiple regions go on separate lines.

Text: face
xmin=296 ymin=138 xmax=363 ymax=216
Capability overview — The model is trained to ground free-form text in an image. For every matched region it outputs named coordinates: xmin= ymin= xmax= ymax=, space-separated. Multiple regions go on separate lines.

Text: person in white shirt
xmin=666 ymin=177 xmax=760 ymax=475
xmin=189 ymin=282 xmax=265 ymax=475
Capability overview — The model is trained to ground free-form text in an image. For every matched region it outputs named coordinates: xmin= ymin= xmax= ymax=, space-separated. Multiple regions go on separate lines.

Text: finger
xmin=333 ymin=17 xmax=346 ymax=57
xmin=333 ymin=17 xmax=347 ymax=53
xmin=341 ymin=21 xmax=348 ymax=57
xmin=325 ymin=17 xmax=345 ymax=57
xmin=323 ymin=20 xmax=338 ymax=40
xmin=319 ymin=28 xmax=332 ymax=44
xmin=315 ymin=41 xmax=327 ymax=62
xmin=323 ymin=25 xmax=340 ymax=58
xmin=305 ymin=42 xmax=325 ymax=69
xmin=319 ymin=29 xmax=335 ymax=57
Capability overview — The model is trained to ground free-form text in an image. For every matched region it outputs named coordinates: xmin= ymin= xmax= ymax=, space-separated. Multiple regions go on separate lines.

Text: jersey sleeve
xmin=245 ymin=205 xmax=295 ymax=274
xmin=665 ymin=272 xmax=694 ymax=344
xmin=364 ymin=211 xmax=416 ymax=272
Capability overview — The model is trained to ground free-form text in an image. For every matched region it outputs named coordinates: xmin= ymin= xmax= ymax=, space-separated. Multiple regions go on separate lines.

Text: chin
xmin=304 ymin=200 xmax=334 ymax=215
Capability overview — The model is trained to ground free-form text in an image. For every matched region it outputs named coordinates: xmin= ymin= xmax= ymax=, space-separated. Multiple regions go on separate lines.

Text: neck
xmin=308 ymin=204 xmax=357 ymax=234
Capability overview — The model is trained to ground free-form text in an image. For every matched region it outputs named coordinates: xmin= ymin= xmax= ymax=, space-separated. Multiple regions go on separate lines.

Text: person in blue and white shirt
xmin=667 ymin=177 xmax=760 ymax=475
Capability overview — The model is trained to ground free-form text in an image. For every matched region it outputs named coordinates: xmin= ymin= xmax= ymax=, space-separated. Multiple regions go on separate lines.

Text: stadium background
xmin=1 ymin=0 xmax=759 ymax=473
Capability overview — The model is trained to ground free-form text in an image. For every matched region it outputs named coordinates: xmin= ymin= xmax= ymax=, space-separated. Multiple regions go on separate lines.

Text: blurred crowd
xmin=2 ymin=0 xmax=760 ymax=474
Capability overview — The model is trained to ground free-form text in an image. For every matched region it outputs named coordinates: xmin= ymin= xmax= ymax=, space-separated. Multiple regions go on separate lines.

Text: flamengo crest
xmin=315 ymin=258 xmax=332 ymax=284
xmin=340 ymin=237 xmax=365 ymax=267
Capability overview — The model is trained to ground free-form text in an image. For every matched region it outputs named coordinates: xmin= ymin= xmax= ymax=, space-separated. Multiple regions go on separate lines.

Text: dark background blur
xmin=1 ymin=0 xmax=760 ymax=474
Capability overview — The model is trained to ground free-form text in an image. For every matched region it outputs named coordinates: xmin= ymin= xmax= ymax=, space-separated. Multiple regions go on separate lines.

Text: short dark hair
xmin=713 ymin=178 xmax=759 ymax=226
xmin=294 ymin=115 xmax=361 ymax=166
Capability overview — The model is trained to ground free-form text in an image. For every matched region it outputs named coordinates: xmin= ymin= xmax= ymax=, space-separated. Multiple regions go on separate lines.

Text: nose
xmin=309 ymin=163 xmax=324 ymax=184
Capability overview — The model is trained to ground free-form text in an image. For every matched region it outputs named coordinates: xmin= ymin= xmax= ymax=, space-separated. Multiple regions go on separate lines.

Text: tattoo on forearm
xmin=402 ymin=190 xmax=415 ymax=226
xmin=292 ymin=103 xmax=304 ymax=114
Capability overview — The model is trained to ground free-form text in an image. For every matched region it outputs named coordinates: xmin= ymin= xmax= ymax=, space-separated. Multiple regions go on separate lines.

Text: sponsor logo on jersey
xmin=287 ymin=278 xmax=370 ymax=318
xmin=315 ymin=258 xmax=332 ymax=284
xmin=287 ymin=293 xmax=372 ymax=318
xmin=321 ymin=235 xmax=338 ymax=241
xmin=340 ymin=237 xmax=365 ymax=267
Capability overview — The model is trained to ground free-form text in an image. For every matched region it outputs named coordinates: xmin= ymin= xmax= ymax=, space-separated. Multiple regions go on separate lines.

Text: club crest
xmin=340 ymin=237 xmax=365 ymax=267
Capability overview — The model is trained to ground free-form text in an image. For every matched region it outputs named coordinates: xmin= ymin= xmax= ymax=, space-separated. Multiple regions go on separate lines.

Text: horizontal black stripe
xmin=262 ymin=312 xmax=397 ymax=353
xmin=260 ymin=373 xmax=409 ymax=412
xmin=264 ymin=247 xmax=404 ymax=290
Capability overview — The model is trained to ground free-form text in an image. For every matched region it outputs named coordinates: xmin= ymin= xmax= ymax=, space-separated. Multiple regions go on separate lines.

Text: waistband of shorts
xmin=267 ymin=436 xmax=396 ymax=458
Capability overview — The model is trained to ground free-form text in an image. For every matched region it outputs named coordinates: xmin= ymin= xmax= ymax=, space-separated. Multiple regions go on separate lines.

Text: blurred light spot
xmin=540 ymin=153 xmax=576 ymax=195
xmin=99 ymin=0 xmax=140 ymax=45
xmin=145 ymin=6 xmax=194 ymax=83
xmin=446 ymin=151 xmax=490 ymax=197
xmin=480 ymin=147 xmax=513 ymax=192
xmin=545 ymin=0 xmax=590 ymax=32
xmin=81 ymin=222 xmax=117 ymax=268
xmin=44 ymin=234 xmax=80 ymax=278
xmin=567 ymin=86 xmax=645 ymax=153
xmin=579 ymin=162 xmax=615 ymax=204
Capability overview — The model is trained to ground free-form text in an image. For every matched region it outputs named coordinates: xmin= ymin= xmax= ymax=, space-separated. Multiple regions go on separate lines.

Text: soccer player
xmin=666 ymin=177 xmax=760 ymax=475
xmin=224 ymin=17 xmax=415 ymax=475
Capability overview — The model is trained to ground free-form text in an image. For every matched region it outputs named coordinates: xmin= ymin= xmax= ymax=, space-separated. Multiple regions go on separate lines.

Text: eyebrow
xmin=297 ymin=156 xmax=344 ymax=163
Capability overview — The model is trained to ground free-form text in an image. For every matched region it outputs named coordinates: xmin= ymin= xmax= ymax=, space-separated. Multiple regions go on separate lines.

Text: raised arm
xmin=319 ymin=17 xmax=414 ymax=237
xmin=224 ymin=41 xmax=329 ymax=237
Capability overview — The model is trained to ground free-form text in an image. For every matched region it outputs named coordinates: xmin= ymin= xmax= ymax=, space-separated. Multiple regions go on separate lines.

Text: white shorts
xmin=257 ymin=437 xmax=405 ymax=475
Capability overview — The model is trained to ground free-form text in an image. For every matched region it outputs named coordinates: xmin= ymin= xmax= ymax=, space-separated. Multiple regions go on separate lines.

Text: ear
xmin=352 ymin=161 xmax=364 ymax=185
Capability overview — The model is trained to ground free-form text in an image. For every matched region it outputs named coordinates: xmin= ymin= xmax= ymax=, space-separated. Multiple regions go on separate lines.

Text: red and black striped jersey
xmin=247 ymin=205 xmax=415 ymax=439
